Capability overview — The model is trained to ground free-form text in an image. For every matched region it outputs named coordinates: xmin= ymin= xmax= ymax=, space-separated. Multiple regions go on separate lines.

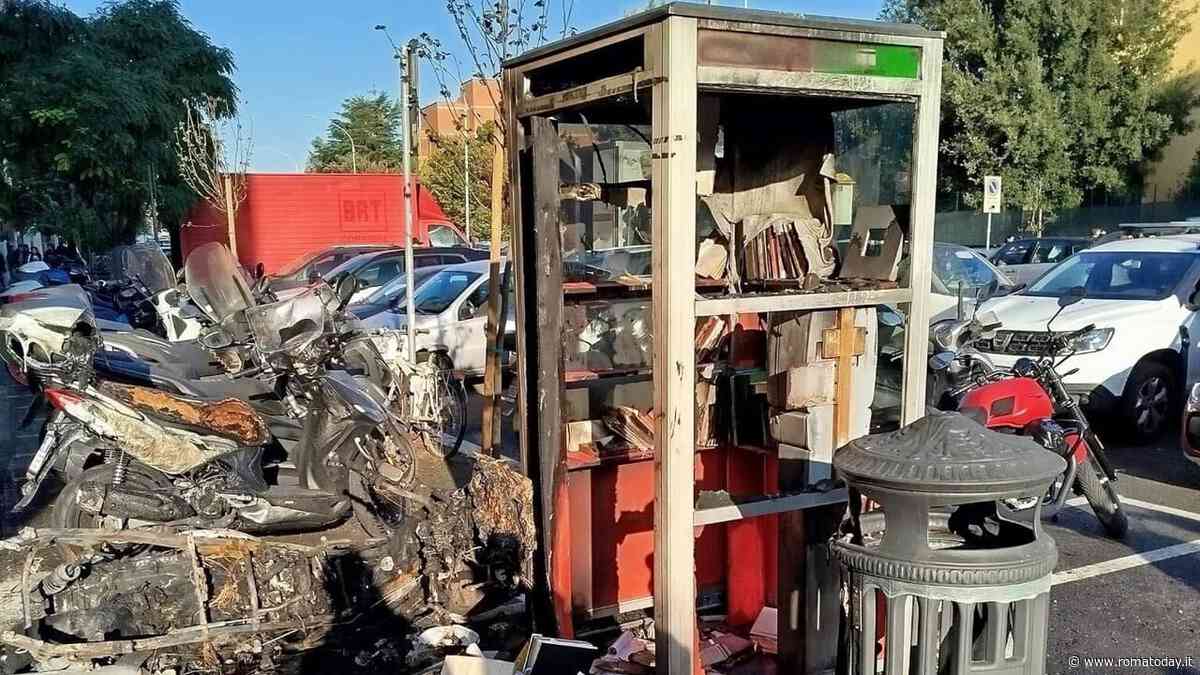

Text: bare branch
xmin=174 ymin=96 xmax=253 ymax=219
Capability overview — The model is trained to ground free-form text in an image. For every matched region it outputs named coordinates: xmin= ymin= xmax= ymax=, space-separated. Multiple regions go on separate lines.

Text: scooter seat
xmin=99 ymin=381 xmax=270 ymax=447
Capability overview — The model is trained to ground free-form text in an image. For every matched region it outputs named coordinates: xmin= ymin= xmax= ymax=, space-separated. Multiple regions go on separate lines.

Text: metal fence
xmin=933 ymin=187 xmax=1200 ymax=248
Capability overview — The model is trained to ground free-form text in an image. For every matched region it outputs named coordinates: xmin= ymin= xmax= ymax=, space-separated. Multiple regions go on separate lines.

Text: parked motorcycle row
xmin=1 ymin=240 xmax=483 ymax=530
xmin=0 ymin=243 xmax=533 ymax=671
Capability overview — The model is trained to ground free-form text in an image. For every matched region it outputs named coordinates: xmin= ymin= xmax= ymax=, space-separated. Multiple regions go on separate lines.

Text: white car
xmin=360 ymin=259 xmax=513 ymax=377
xmin=976 ymin=234 xmax=1200 ymax=440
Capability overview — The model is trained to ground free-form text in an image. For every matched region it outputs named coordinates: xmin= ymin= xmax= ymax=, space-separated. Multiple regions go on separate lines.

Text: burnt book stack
xmin=602 ymin=406 xmax=656 ymax=450
xmin=743 ymin=222 xmax=809 ymax=282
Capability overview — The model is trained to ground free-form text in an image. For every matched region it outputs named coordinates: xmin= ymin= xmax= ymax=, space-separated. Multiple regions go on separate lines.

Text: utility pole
xmin=400 ymin=42 xmax=418 ymax=361
xmin=378 ymin=24 xmax=420 ymax=361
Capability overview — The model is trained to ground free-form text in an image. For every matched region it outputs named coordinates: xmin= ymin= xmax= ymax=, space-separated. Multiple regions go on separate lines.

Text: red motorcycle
xmin=929 ymin=291 xmax=1128 ymax=538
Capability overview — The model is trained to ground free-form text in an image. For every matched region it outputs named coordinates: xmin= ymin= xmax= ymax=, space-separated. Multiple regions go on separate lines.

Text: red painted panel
xmin=581 ymin=452 xmax=727 ymax=612
xmin=181 ymin=173 xmax=461 ymax=273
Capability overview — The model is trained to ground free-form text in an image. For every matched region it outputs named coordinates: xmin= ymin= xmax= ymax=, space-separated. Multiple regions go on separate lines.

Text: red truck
xmin=182 ymin=173 xmax=467 ymax=274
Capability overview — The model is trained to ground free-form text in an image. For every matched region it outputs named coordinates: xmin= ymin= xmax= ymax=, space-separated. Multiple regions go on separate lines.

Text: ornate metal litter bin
xmin=832 ymin=411 xmax=1066 ymax=675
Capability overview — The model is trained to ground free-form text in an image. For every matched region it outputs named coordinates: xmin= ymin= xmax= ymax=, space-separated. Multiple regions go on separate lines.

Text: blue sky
xmin=63 ymin=0 xmax=884 ymax=172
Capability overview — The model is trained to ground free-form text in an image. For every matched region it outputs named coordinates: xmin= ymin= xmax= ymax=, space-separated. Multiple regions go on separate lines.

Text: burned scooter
xmin=0 ymin=246 xmax=417 ymax=536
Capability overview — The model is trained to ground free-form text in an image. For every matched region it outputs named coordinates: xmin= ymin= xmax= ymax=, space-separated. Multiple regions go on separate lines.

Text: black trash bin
xmin=832 ymin=411 xmax=1066 ymax=675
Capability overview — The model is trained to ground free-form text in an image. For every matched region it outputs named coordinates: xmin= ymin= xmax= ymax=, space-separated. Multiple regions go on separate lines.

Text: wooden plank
xmin=697 ymin=65 xmax=924 ymax=98
xmin=834 ymin=307 xmax=856 ymax=447
xmin=517 ymin=70 xmax=664 ymax=117
xmin=693 ymin=489 xmax=848 ymax=526
xmin=529 ymin=115 xmax=573 ymax=636
xmin=695 ymin=287 xmax=911 ymax=316
xmin=481 ymin=107 xmax=508 ymax=455
xmin=649 ymin=16 xmax=699 ymax=675
xmin=568 ymin=471 xmax=594 ymax=615
xmin=901 ymin=39 xmax=943 ymax=425
xmin=505 ymin=72 xmax=531 ymax=476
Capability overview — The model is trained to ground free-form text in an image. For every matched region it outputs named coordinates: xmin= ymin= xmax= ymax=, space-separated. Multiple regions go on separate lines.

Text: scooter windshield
xmin=113 ymin=244 xmax=175 ymax=294
xmin=245 ymin=285 xmax=333 ymax=356
xmin=184 ymin=243 xmax=255 ymax=323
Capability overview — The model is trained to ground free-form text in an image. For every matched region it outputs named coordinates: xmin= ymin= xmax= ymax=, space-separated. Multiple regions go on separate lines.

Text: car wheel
xmin=1120 ymin=361 xmax=1175 ymax=442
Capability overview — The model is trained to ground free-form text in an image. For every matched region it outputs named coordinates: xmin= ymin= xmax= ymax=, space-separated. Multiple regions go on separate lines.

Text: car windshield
xmin=324 ymin=251 xmax=394 ymax=284
xmin=1024 ymin=251 xmax=1197 ymax=300
xmin=184 ymin=242 xmax=255 ymax=322
xmin=277 ymin=250 xmax=326 ymax=278
xmin=930 ymin=246 xmax=1010 ymax=296
xmin=412 ymin=269 xmax=481 ymax=315
xmin=360 ymin=266 xmax=443 ymax=306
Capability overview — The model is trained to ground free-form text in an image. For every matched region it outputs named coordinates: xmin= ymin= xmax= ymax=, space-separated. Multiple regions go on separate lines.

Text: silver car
xmin=990 ymin=237 xmax=1091 ymax=285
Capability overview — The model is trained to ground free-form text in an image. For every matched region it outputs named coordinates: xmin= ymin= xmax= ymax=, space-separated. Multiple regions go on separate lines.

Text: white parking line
xmin=1052 ymin=540 xmax=1200 ymax=586
xmin=1118 ymin=497 xmax=1200 ymax=522
xmin=1052 ymin=495 xmax=1200 ymax=585
xmin=1064 ymin=495 xmax=1200 ymax=521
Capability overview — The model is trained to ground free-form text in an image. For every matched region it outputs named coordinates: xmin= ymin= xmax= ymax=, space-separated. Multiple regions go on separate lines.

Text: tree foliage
xmin=307 ymin=93 xmax=404 ymax=173
xmin=1186 ymin=148 xmax=1200 ymax=200
xmin=0 ymin=0 xmax=237 ymax=253
xmin=882 ymin=0 xmax=1198 ymax=223
xmin=419 ymin=124 xmax=498 ymax=242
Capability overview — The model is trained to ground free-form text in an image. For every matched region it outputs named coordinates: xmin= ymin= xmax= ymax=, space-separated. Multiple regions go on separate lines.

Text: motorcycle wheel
xmin=53 ymin=464 xmax=167 ymax=558
xmin=423 ymin=355 xmax=467 ymax=457
xmin=1077 ymin=455 xmax=1129 ymax=538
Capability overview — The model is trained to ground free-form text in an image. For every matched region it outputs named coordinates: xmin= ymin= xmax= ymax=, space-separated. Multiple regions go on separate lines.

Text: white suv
xmin=975 ymin=234 xmax=1200 ymax=441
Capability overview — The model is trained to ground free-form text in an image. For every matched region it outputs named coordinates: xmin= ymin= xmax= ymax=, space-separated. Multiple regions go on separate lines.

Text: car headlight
xmin=1065 ymin=327 xmax=1114 ymax=354
xmin=1187 ymin=382 xmax=1200 ymax=412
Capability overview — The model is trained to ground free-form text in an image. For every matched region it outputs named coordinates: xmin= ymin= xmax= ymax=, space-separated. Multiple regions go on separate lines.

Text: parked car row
xmin=269 ymin=243 xmax=508 ymax=379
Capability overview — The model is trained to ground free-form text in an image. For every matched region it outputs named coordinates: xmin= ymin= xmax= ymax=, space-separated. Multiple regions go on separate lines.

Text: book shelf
xmin=504 ymin=5 xmax=944 ymax=673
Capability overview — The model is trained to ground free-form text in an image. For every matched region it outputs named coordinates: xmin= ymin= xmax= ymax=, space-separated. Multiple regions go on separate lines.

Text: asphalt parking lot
xmin=1046 ymin=440 xmax=1200 ymax=673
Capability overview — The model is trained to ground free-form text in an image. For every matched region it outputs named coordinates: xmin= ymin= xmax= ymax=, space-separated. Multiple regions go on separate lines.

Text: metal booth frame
xmin=503 ymin=4 xmax=944 ymax=673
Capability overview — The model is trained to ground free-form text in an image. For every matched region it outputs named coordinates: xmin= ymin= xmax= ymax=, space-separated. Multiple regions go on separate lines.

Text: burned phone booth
xmin=504 ymin=4 xmax=944 ymax=673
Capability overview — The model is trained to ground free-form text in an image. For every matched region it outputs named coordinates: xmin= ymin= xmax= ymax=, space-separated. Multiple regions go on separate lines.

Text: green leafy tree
xmin=307 ymin=93 xmax=403 ymax=172
xmin=419 ymin=124 xmax=497 ymax=242
xmin=1185 ymin=147 xmax=1200 ymax=200
xmin=882 ymin=0 xmax=1198 ymax=229
xmin=0 ymin=0 xmax=237 ymax=254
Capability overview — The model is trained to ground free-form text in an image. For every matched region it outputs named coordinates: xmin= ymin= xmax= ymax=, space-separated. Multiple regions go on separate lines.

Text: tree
xmin=175 ymin=95 xmax=252 ymax=257
xmin=307 ymin=93 xmax=404 ymax=173
xmin=420 ymin=124 xmax=497 ymax=242
xmin=0 ymin=0 xmax=236 ymax=254
xmin=1185 ymin=148 xmax=1200 ymax=200
xmin=882 ymin=0 xmax=1198 ymax=228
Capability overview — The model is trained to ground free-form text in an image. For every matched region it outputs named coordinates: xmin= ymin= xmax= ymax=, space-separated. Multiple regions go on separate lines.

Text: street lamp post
xmin=328 ymin=120 xmax=358 ymax=174
xmin=464 ymin=135 xmax=471 ymax=244
xmin=376 ymin=24 xmax=418 ymax=361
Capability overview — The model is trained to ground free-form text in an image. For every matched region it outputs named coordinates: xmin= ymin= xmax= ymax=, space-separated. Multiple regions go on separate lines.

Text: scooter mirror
xmin=929 ymin=352 xmax=956 ymax=371
xmin=254 ymin=262 xmax=265 ymax=280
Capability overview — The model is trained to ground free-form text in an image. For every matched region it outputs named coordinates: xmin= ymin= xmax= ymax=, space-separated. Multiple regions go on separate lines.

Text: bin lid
xmin=834 ymin=411 xmax=1066 ymax=495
